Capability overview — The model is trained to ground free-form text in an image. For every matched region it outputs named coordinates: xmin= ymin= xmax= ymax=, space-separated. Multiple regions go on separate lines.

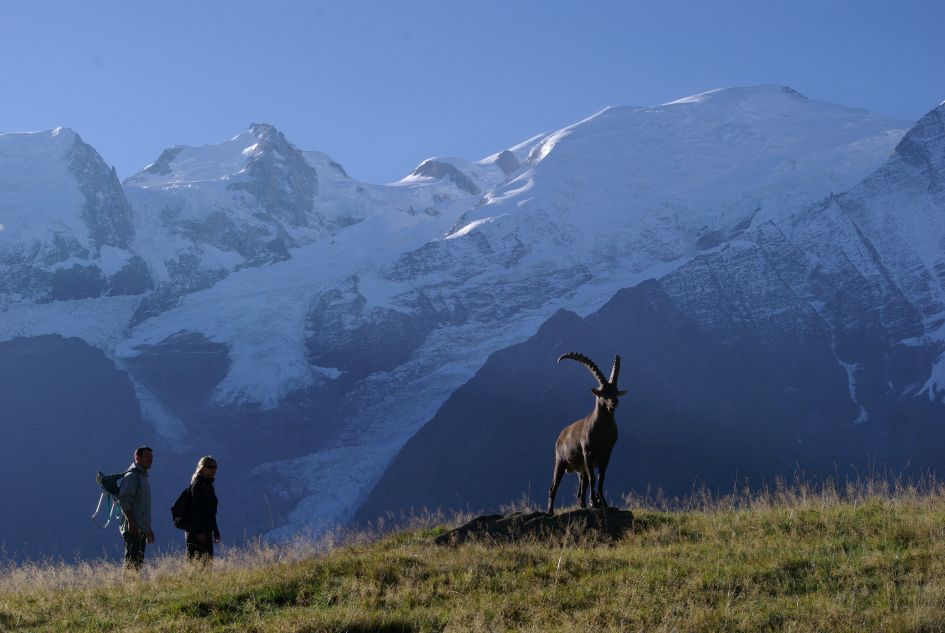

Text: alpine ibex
xmin=547 ymin=352 xmax=626 ymax=514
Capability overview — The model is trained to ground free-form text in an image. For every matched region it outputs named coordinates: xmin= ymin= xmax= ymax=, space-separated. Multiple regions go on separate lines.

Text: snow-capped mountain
xmin=360 ymin=101 xmax=945 ymax=520
xmin=141 ymin=85 xmax=904 ymax=537
xmin=0 ymin=128 xmax=149 ymax=310
xmin=3 ymin=86 xmax=942 ymax=558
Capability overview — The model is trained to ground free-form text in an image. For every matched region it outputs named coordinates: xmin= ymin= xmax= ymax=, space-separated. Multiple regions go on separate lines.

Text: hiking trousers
xmin=123 ymin=532 xmax=146 ymax=570
xmin=186 ymin=531 xmax=213 ymax=562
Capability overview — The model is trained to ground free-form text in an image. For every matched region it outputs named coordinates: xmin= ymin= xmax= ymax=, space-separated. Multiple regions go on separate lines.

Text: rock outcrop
xmin=434 ymin=508 xmax=636 ymax=545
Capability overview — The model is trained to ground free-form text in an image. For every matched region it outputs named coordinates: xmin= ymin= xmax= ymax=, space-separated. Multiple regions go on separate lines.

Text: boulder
xmin=434 ymin=508 xmax=635 ymax=545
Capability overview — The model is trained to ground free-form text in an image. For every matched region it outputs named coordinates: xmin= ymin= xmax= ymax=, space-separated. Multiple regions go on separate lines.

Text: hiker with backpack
xmin=172 ymin=455 xmax=221 ymax=563
xmin=117 ymin=446 xmax=154 ymax=570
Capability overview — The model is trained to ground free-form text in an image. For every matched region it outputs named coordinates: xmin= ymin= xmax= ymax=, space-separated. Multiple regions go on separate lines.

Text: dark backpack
xmin=97 ymin=471 xmax=125 ymax=497
xmin=171 ymin=486 xmax=194 ymax=531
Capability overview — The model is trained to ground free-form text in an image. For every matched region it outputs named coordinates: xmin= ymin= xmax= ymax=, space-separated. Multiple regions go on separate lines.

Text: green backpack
xmin=91 ymin=470 xmax=130 ymax=529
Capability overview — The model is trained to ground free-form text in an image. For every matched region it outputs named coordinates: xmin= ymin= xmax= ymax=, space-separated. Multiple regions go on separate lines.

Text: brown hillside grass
xmin=3 ymin=477 xmax=945 ymax=632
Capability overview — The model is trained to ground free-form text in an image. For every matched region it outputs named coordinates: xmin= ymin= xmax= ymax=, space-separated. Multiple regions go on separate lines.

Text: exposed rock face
xmin=107 ymin=256 xmax=153 ymax=296
xmin=226 ymin=123 xmax=319 ymax=228
xmin=141 ymin=146 xmax=184 ymax=176
xmin=410 ymin=159 xmax=482 ymax=195
xmin=128 ymin=254 xmax=227 ymax=327
xmin=890 ymin=103 xmax=945 ymax=189
xmin=305 ymin=276 xmax=455 ymax=378
xmin=837 ymin=104 xmax=945 ymax=339
xmin=124 ymin=330 xmax=231 ymax=419
xmin=493 ymin=150 xmax=520 ymax=176
xmin=66 ymin=134 xmax=135 ymax=252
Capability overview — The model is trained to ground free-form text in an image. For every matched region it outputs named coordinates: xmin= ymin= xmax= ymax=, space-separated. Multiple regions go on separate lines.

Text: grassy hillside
xmin=4 ymin=481 xmax=945 ymax=632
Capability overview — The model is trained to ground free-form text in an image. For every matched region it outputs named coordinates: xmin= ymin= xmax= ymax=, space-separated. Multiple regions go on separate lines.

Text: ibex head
xmin=558 ymin=352 xmax=627 ymax=411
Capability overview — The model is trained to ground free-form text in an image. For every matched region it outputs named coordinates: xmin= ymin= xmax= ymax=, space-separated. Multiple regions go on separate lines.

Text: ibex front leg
xmin=594 ymin=455 xmax=611 ymax=509
xmin=577 ymin=472 xmax=589 ymax=508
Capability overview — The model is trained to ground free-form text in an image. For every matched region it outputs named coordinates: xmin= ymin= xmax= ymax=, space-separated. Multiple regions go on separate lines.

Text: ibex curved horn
xmin=557 ymin=352 xmax=607 ymax=387
xmin=609 ymin=355 xmax=621 ymax=385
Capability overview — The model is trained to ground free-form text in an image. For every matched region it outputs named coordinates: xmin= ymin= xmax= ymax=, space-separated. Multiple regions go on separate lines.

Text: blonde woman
xmin=185 ymin=456 xmax=220 ymax=562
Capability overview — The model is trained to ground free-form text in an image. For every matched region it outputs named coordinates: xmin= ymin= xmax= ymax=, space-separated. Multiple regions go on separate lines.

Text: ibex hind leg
xmin=582 ymin=450 xmax=598 ymax=509
xmin=547 ymin=459 xmax=566 ymax=515
xmin=578 ymin=472 xmax=589 ymax=508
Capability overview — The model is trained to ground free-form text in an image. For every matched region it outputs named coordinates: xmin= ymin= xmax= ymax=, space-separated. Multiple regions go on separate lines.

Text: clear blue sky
xmin=1 ymin=0 xmax=942 ymax=184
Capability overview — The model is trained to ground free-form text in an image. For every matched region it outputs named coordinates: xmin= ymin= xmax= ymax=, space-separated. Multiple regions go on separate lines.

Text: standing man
xmin=118 ymin=446 xmax=154 ymax=570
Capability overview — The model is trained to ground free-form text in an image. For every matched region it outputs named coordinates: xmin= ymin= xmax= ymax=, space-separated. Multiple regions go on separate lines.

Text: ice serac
xmin=0 ymin=128 xmax=150 ymax=306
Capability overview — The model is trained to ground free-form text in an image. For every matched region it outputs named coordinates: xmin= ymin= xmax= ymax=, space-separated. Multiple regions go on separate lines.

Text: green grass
xmin=5 ymin=480 xmax=945 ymax=632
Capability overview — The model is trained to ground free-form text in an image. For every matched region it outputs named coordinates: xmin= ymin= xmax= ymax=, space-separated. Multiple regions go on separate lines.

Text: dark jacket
xmin=186 ymin=476 xmax=220 ymax=540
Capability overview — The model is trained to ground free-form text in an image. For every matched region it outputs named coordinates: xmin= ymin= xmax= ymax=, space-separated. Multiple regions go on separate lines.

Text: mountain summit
xmin=0 ymin=127 xmax=146 ymax=306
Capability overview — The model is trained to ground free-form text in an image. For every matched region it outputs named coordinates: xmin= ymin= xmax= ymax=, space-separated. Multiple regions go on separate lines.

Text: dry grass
xmin=4 ymin=477 xmax=945 ymax=632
